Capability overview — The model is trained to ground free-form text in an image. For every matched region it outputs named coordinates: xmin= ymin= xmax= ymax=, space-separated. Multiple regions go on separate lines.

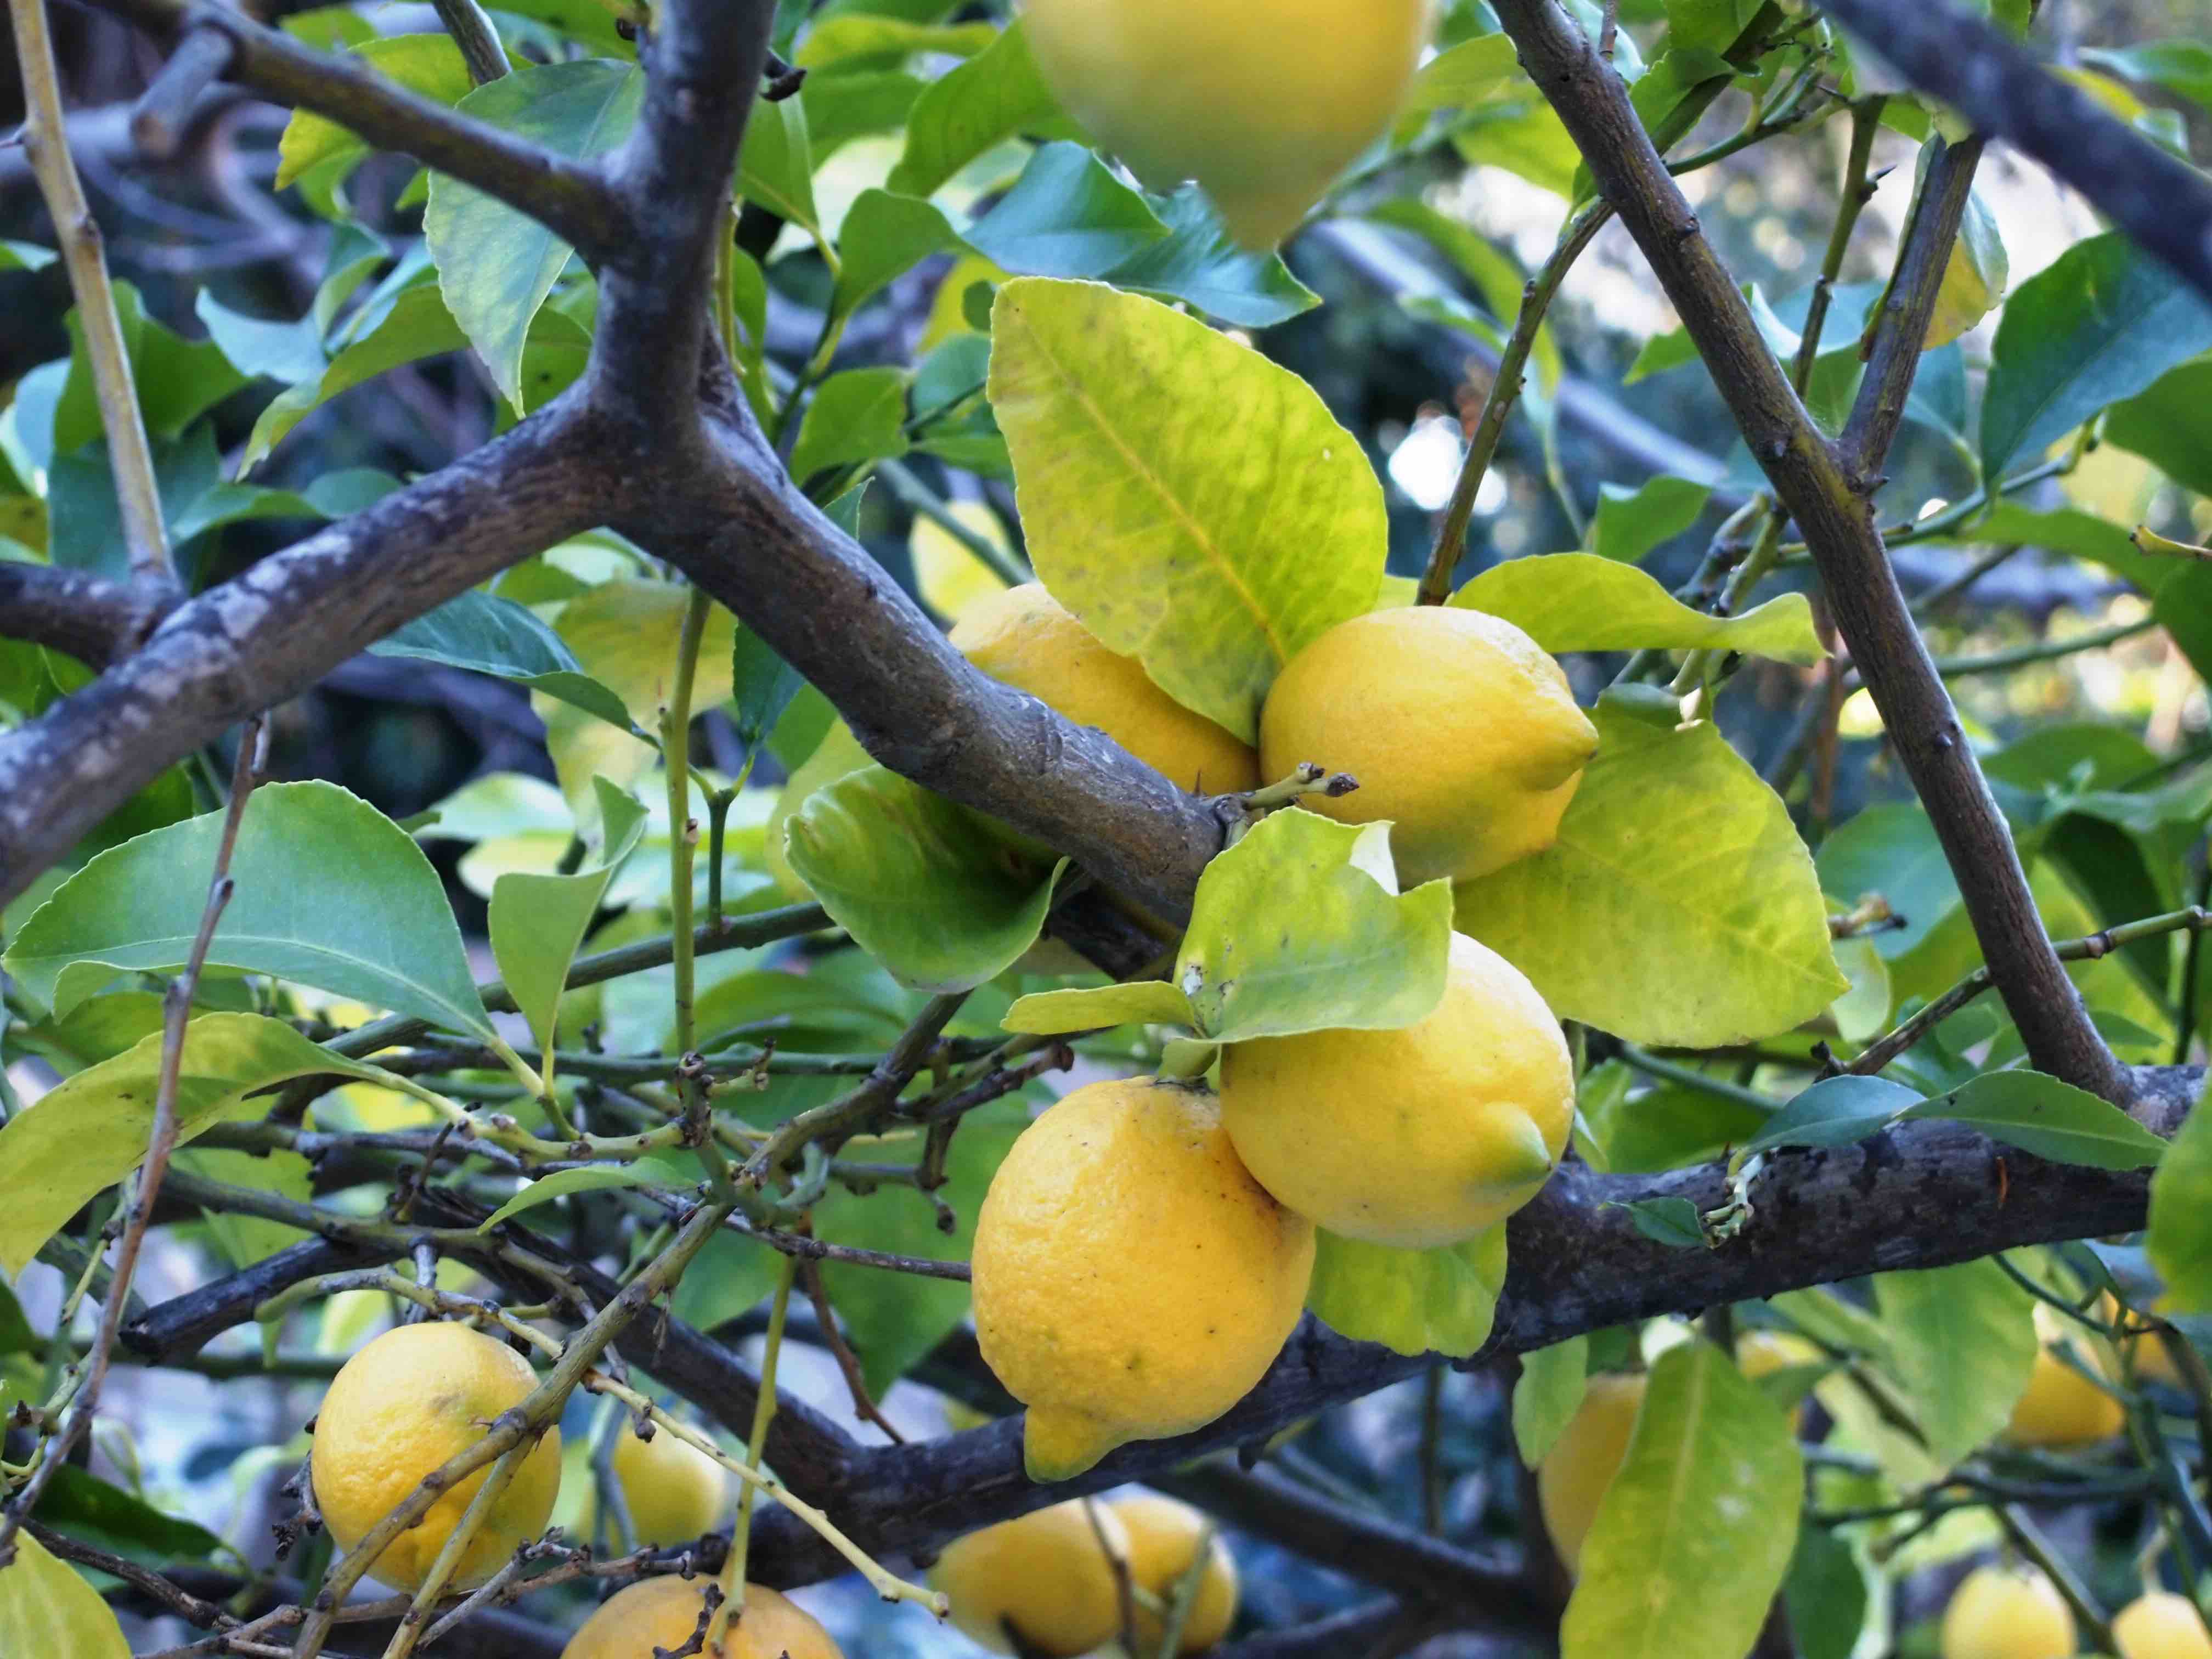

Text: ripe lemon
xmin=1257 ymin=606 xmax=1599 ymax=884
xmin=311 ymin=1322 xmax=562 ymax=1593
xmin=1020 ymin=0 xmax=1433 ymax=247
xmin=932 ymin=1499 xmax=1132 ymax=1655
xmin=1535 ymin=1371 xmax=1645 ymax=1574
xmin=573 ymin=1420 xmax=731 ymax=1550
xmin=972 ymin=1076 xmax=1317 ymax=1480
xmin=2003 ymin=1306 xmax=2126 ymax=1448
xmin=1110 ymin=1493 xmax=1239 ymax=1653
xmin=2115 ymin=1591 xmax=2212 ymax=1659
xmin=560 ymin=1576 xmax=841 ymax=1659
xmin=951 ymin=584 xmax=1259 ymax=795
xmin=1218 ymin=933 xmax=1571 ymax=1247
xmin=1939 ymin=1564 xmax=2075 ymax=1659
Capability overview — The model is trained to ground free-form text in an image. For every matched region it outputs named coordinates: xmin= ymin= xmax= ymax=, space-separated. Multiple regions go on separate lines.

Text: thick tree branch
xmin=1815 ymin=0 xmax=2212 ymax=304
xmin=0 ymin=561 xmax=177 ymax=669
xmin=88 ymin=0 xmax=626 ymax=258
xmin=0 ymin=402 xmax=616 ymax=905
xmin=1491 ymin=0 xmax=2131 ymax=1104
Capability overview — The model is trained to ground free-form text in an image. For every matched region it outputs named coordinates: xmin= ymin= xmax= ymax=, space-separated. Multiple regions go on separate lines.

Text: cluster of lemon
xmin=1943 ymin=1569 xmax=2209 ymax=1659
xmin=310 ymin=1323 xmax=831 ymax=1658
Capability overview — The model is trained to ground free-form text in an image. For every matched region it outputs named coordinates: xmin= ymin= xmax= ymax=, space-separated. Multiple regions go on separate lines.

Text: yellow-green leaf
xmin=1453 ymin=552 xmax=1824 ymax=665
xmin=275 ymin=36 xmax=473 ymax=190
xmin=2151 ymin=1075 xmax=2212 ymax=1311
xmin=0 ymin=1530 xmax=131 ymax=1658
xmin=1305 ymin=1226 xmax=1506 ymax=1358
xmin=989 ymin=278 xmax=1384 ymax=741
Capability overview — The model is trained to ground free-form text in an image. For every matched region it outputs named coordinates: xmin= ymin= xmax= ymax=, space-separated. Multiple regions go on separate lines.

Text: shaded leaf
xmin=1305 ymin=1226 xmax=1506 ymax=1359
xmin=1898 ymin=1071 xmax=2168 ymax=1169
xmin=1514 ymin=1336 xmax=1590 ymax=1466
xmin=2151 ymin=1077 xmax=2212 ymax=1312
xmin=1737 ymin=1076 xmax=1920 ymax=1159
xmin=1611 ymin=1197 xmax=1706 ymax=1249
xmin=966 ymin=142 xmax=1170 ymax=276
xmin=1875 ymin=1259 xmax=2037 ymax=1466
xmin=369 ymin=588 xmax=579 ymax=679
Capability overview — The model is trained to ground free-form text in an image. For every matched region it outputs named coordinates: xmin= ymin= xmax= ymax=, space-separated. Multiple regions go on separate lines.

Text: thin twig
xmin=798 ymin=1253 xmax=906 ymax=1443
xmin=430 ymin=0 xmax=510 ymax=84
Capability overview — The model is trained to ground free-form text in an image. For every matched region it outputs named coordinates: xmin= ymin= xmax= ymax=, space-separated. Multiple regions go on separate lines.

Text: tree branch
xmin=1490 ymin=0 xmax=2132 ymax=1104
xmin=1815 ymin=0 xmax=2212 ymax=305
xmin=88 ymin=0 xmax=626 ymax=259
xmin=0 ymin=561 xmax=176 ymax=669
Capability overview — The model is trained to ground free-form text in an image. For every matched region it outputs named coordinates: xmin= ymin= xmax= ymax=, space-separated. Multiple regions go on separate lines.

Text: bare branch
xmin=1816 ymin=0 xmax=2212 ymax=306
xmin=129 ymin=26 xmax=235 ymax=158
xmin=1490 ymin=0 xmax=2131 ymax=1104
xmin=0 ymin=561 xmax=176 ymax=669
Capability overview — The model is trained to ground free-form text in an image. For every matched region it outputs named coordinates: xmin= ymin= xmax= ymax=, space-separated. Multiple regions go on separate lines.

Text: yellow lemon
xmin=560 ymin=1576 xmax=842 ymax=1659
xmin=1218 ymin=933 xmax=1571 ymax=1247
xmin=765 ymin=721 xmax=876 ymax=904
xmin=1939 ymin=1564 xmax=2075 ymax=1659
xmin=1258 ymin=606 xmax=1599 ymax=884
xmin=2004 ymin=1306 xmax=2126 ymax=1448
xmin=951 ymin=584 xmax=1259 ymax=795
xmin=972 ymin=1077 xmax=1316 ymax=1480
xmin=310 ymin=1322 xmax=562 ymax=1593
xmin=1019 ymin=0 xmax=1432 ymax=247
xmin=932 ymin=1500 xmax=1132 ymax=1655
xmin=572 ymin=1420 xmax=731 ymax=1550
xmin=1110 ymin=1493 xmax=1239 ymax=1653
xmin=2115 ymin=1591 xmax=2212 ymax=1659
xmin=1535 ymin=1372 xmax=1645 ymax=1575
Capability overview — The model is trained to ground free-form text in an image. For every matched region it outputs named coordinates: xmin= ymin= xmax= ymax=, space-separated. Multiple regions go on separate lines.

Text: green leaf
xmin=964 ymin=142 xmax=1170 ymax=276
xmin=195 ymin=289 xmax=329 ymax=385
xmin=1737 ymin=1076 xmax=1920 ymax=1159
xmin=1398 ymin=33 xmax=1523 ymax=122
xmin=729 ymin=626 xmax=806 ymax=761
xmin=369 ymin=588 xmax=580 ymax=679
xmin=1304 ymin=1225 xmax=1507 ymax=1358
xmin=1666 ymin=0 xmax=1764 ymax=54
xmin=2106 ymin=358 xmax=2212 ymax=501
xmin=1784 ymin=1523 xmax=1870 ymax=1659
xmin=737 ymin=93 xmax=819 ymax=233
xmin=0 ymin=1530 xmax=131 ymax=1658
xmin=2149 ymin=1077 xmax=2212 ymax=1311
xmin=0 ymin=1284 xmax=33 ymax=1352
xmin=1003 ymin=979 xmax=1198 ymax=1037
xmin=241 ymin=284 xmax=469 ymax=472
xmin=1453 ymin=552 xmax=1822 ymax=664
xmin=427 ymin=62 xmax=642 ymax=409
xmin=1178 ymin=811 xmax=1453 ymax=1043
xmin=989 ymin=277 xmax=1384 ymax=741
xmin=1562 ymin=1340 xmax=1802 ymax=1659
xmin=1104 ymin=187 xmax=1319 ymax=330
xmin=795 ymin=15 xmax=997 ymax=67
xmin=2080 ymin=41 xmax=2212 ymax=113
xmin=5 ymin=782 xmax=494 ymax=1041
xmin=275 ymin=35 xmax=474 ymax=189
xmin=814 ymin=1113 xmax=1024 ymax=1393
xmin=490 ymin=778 xmax=648 ymax=1079
xmin=477 ymin=1155 xmax=696 ymax=1231
xmin=1514 ymin=1335 xmax=1590 ymax=1465
xmin=1874 ymin=1259 xmax=2037 ymax=1466
xmin=178 ymin=1145 xmax=313 ymax=1267
xmin=33 ymin=1463 xmax=228 ymax=1561
xmin=832 ymin=190 xmax=970 ymax=322
xmin=1898 ymin=1072 xmax=2169 ymax=1169
xmin=1980 ymin=230 xmax=2212 ymax=479
xmin=1588 ymin=476 xmax=1713 ymax=565
xmin=0 ymin=1013 xmax=390 ymax=1276
xmin=1454 ymin=702 xmax=1845 ymax=1047
xmin=803 ymin=69 xmax=926 ymax=160
xmin=886 ymin=21 xmax=1068 ymax=199
xmin=784 ymin=765 xmax=1063 ymax=993
xmin=1814 ymin=802 xmax=1958 ymax=958
xmin=0 ymin=240 xmax=57 ymax=272
xmin=1611 ymin=1197 xmax=1707 ymax=1249
xmin=789 ymin=367 xmax=911 ymax=482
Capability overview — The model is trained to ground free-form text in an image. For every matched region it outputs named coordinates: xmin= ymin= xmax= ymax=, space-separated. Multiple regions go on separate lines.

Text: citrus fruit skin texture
xmin=2114 ymin=1591 xmax=2212 ymax=1659
xmin=2004 ymin=1306 xmax=2126 ymax=1448
xmin=1110 ymin=1493 xmax=1239 ymax=1653
xmin=1536 ymin=1372 xmax=1645 ymax=1575
xmin=930 ymin=1500 xmax=1132 ymax=1656
xmin=311 ymin=1322 xmax=562 ymax=1593
xmin=951 ymin=584 xmax=1259 ymax=796
xmin=1938 ymin=1564 xmax=2076 ymax=1659
xmin=972 ymin=1077 xmax=1317 ymax=1480
xmin=560 ymin=1576 xmax=842 ymax=1659
xmin=1019 ymin=0 xmax=1432 ymax=247
xmin=1258 ymin=607 xmax=1599 ymax=884
xmin=574 ymin=1421 xmax=730 ymax=1550
xmin=1218 ymin=933 xmax=1571 ymax=1248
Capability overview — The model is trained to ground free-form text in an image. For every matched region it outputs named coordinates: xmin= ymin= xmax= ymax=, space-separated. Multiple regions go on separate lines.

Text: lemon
xmin=2003 ymin=1306 xmax=2126 ymax=1448
xmin=311 ymin=1322 xmax=562 ymax=1593
xmin=1020 ymin=0 xmax=1432 ymax=247
xmin=1258 ymin=606 xmax=1599 ymax=884
xmin=972 ymin=1076 xmax=1316 ymax=1480
xmin=2115 ymin=1591 xmax=2212 ymax=1659
xmin=1110 ymin=1493 xmax=1239 ymax=1653
xmin=1939 ymin=1564 xmax=2075 ymax=1659
xmin=560 ymin=1576 xmax=842 ymax=1659
xmin=572 ymin=1420 xmax=731 ymax=1550
xmin=1218 ymin=933 xmax=1571 ymax=1247
xmin=932 ymin=1500 xmax=1132 ymax=1656
xmin=765 ymin=720 xmax=876 ymax=904
xmin=1535 ymin=1372 xmax=1645 ymax=1575
xmin=952 ymin=584 xmax=1259 ymax=795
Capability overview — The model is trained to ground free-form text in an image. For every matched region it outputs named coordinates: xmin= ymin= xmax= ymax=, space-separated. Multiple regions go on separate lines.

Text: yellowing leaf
xmin=1924 ymin=186 xmax=2007 ymax=350
xmin=989 ymin=278 xmax=1383 ymax=741
xmin=0 ymin=1531 xmax=131 ymax=1658
xmin=1305 ymin=1225 xmax=1506 ymax=1358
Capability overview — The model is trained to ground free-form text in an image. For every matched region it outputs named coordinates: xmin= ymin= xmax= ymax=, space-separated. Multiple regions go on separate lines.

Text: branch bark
xmin=0 ymin=562 xmax=176 ymax=669
xmin=1490 ymin=0 xmax=2132 ymax=1104
xmin=1815 ymin=0 xmax=2212 ymax=305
